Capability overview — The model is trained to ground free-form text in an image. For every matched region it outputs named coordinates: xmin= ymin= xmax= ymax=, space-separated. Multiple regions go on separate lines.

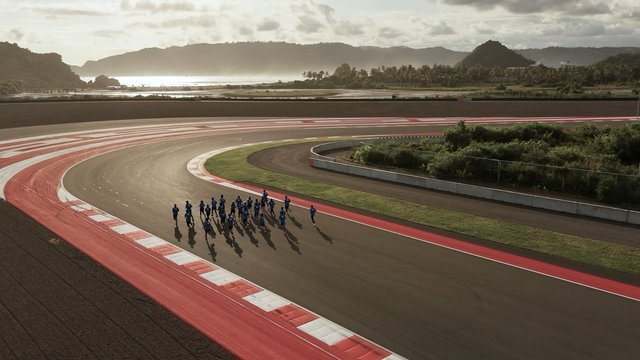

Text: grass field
xmin=204 ymin=140 xmax=640 ymax=276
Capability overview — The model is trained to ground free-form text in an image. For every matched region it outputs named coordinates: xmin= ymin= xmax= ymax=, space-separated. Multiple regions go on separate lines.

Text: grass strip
xmin=205 ymin=141 xmax=640 ymax=276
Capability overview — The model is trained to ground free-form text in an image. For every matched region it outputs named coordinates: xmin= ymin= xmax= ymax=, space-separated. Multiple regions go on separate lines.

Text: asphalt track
xmin=1 ymin=101 xmax=639 ymax=359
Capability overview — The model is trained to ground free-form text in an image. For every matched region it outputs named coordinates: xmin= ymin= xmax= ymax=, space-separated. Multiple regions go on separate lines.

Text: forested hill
xmin=71 ymin=42 xmax=468 ymax=76
xmin=594 ymin=52 xmax=640 ymax=67
xmin=0 ymin=42 xmax=86 ymax=89
xmin=516 ymin=47 xmax=640 ymax=67
xmin=456 ymin=40 xmax=535 ymax=68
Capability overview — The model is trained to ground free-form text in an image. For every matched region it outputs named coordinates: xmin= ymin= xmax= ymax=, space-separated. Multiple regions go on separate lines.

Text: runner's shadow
xmin=289 ymin=216 xmax=303 ymax=229
xmin=214 ymin=219 xmax=224 ymax=234
xmin=233 ymin=240 xmax=244 ymax=258
xmin=260 ymin=228 xmax=276 ymax=250
xmin=174 ymin=225 xmax=182 ymax=242
xmin=187 ymin=227 xmax=196 ymax=248
xmin=285 ymin=232 xmax=301 ymax=255
xmin=316 ymin=227 xmax=332 ymax=244
xmin=235 ymin=223 xmax=245 ymax=237
xmin=246 ymin=227 xmax=259 ymax=247
xmin=204 ymin=237 xmax=217 ymax=262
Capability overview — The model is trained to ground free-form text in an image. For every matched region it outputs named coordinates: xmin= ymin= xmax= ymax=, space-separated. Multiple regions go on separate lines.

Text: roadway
xmin=0 ymin=100 xmax=639 ymax=359
xmin=63 ymin=123 xmax=640 ymax=359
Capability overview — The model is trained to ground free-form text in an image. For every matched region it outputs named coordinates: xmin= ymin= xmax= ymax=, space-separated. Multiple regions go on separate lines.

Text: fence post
xmin=497 ymin=160 xmax=501 ymax=182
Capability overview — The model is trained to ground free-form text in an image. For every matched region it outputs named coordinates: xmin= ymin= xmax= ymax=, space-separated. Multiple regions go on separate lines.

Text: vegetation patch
xmin=348 ymin=121 xmax=640 ymax=205
xmin=205 ymin=140 xmax=640 ymax=276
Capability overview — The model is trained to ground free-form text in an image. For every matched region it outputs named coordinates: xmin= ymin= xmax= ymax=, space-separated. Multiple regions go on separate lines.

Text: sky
xmin=1 ymin=0 xmax=639 ymax=66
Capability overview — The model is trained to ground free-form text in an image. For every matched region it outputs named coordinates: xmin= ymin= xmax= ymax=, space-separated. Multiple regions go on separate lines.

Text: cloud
xmin=563 ymin=21 xmax=606 ymax=37
xmin=141 ymin=15 xmax=216 ymax=29
xmin=91 ymin=29 xmax=125 ymax=38
xmin=296 ymin=16 xmax=324 ymax=33
xmin=605 ymin=24 xmax=635 ymax=35
xmin=24 ymin=6 xmax=108 ymax=17
xmin=121 ymin=0 xmax=196 ymax=13
xmin=317 ymin=3 xmax=336 ymax=24
xmin=334 ymin=20 xmax=364 ymax=36
xmin=470 ymin=22 xmax=495 ymax=34
xmin=439 ymin=0 xmax=611 ymax=16
xmin=425 ymin=21 xmax=456 ymax=35
xmin=238 ymin=26 xmax=253 ymax=36
xmin=257 ymin=19 xmax=280 ymax=31
xmin=9 ymin=28 xmax=25 ymax=41
xmin=379 ymin=27 xmax=403 ymax=39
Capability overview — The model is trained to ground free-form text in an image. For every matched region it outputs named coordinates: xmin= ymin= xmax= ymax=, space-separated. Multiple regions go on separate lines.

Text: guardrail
xmin=309 ymin=140 xmax=640 ymax=225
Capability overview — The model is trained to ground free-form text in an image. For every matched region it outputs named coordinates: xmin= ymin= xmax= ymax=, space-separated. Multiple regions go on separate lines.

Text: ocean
xmin=80 ymin=75 xmax=304 ymax=88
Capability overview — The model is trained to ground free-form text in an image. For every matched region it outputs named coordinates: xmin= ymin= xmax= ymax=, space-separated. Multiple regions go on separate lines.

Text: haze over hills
xmin=71 ymin=41 xmax=640 ymax=77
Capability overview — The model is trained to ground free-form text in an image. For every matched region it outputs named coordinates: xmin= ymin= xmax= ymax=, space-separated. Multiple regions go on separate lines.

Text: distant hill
xmin=0 ymin=42 xmax=86 ymax=89
xmin=594 ymin=52 xmax=640 ymax=67
xmin=516 ymin=47 xmax=640 ymax=67
xmin=71 ymin=42 xmax=468 ymax=77
xmin=455 ymin=40 xmax=535 ymax=68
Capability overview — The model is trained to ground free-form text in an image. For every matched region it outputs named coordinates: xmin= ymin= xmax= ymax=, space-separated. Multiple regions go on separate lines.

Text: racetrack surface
xmin=1 ymin=101 xmax=639 ymax=359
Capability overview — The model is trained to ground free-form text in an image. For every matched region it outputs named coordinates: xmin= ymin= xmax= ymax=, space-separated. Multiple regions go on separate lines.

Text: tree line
xmin=302 ymin=62 xmax=640 ymax=90
xmin=348 ymin=121 xmax=640 ymax=204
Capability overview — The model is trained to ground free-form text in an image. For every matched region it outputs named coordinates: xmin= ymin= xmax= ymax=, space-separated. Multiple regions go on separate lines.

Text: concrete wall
xmin=310 ymin=140 xmax=640 ymax=225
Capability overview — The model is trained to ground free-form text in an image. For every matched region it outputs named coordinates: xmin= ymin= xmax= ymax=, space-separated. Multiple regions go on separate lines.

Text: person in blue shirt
xmin=310 ymin=205 xmax=317 ymax=227
xmin=268 ymin=199 xmax=275 ymax=216
xmin=211 ymin=198 xmax=218 ymax=218
xmin=258 ymin=213 xmax=266 ymax=232
xmin=219 ymin=195 xmax=226 ymax=211
xmin=241 ymin=207 xmax=249 ymax=226
xmin=235 ymin=195 xmax=242 ymax=209
xmin=204 ymin=217 xmax=212 ymax=234
xmin=205 ymin=204 xmax=211 ymax=218
xmin=219 ymin=210 xmax=226 ymax=225
xmin=199 ymin=200 xmax=205 ymax=217
xmin=253 ymin=200 xmax=261 ymax=219
xmin=185 ymin=211 xmax=194 ymax=228
xmin=261 ymin=190 xmax=268 ymax=208
xmin=230 ymin=202 xmax=236 ymax=217
xmin=172 ymin=204 xmax=180 ymax=222
xmin=279 ymin=212 xmax=287 ymax=232
xmin=247 ymin=196 xmax=253 ymax=209
xmin=185 ymin=201 xmax=193 ymax=214
xmin=227 ymin=214 xmax=235 ymax=238
xmin=284 ymin=196 xmax=291 ymax=213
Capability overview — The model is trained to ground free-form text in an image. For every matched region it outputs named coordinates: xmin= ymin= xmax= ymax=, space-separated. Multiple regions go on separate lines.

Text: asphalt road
xmin=1 ymin=100 xmax=639 ymax=359
xmin=64 ymin=125 xmax=640 ymax=359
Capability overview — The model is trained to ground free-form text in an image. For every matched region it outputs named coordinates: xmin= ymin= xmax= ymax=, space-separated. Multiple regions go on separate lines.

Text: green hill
xmin=0 ymin=42 xmax=86 ymax=91
xmin=456 ymin=40 xmax=535 ymax=68
xmin=594 ymin=52 xmax=640 ymax=67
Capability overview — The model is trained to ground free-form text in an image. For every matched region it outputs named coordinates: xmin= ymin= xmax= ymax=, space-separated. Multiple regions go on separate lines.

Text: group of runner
xmin=171 ymin=190 xmax=318 ymax=239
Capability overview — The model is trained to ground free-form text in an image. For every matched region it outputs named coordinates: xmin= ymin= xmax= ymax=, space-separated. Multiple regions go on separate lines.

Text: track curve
xmin=0 ymin=104 xmax=639 ymax=359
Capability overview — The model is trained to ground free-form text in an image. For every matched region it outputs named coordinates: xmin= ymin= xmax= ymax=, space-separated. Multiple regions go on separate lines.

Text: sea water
xmin=80 ymin=75 xmax=303 ymax=88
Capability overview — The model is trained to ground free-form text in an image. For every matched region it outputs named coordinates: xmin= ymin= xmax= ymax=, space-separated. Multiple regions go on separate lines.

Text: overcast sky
xmin=2 ymin=0 xmax=639 ymax=66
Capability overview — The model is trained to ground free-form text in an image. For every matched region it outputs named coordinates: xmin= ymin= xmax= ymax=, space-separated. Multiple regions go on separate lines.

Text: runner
xmin=185 ymin=200 xmax=193 ymax=214
xmin=258 ymin=213 xmax=266 ymax=232
xmin=279 ymin=211 xmax=287 ymax=232
xmin=211 ymin=197 xmax=218 ymax=218
xmin=253 ymin=199 xmax=261 ymax=219
xmin=185 ymin=211 xmax=194 ymax=228
xmin=219 ymin=194 xmax=226 ymax=211
xmin=268 ymin=199 xmax=275 ymax=216
xmin=279 ymin=206 xmax=285 ymax=216
xmin=241 ymin=206 xmax=249 ymax=226
xmin=310 ymin=205 xmax=317 ymax=227
xmin=205 ymin=204 xmax=211 ymax=218
xmin=199 ymin=200 xmax=205 ymax=217
xmin=227 ymin=214 xmax=235 ymax=239
xmin=235 ymin=195 xmax=243 ymax=209
xmin=247 ymin=196 xmax=253 ymax=209
xmin=230 ymin=201 xmax=237 ymax=217
xmin=172 ymin=204 xmax=179 ymax=222
xmin=204 ymin=217 xmax=212 ymax=235
xmin=284 ymin=196 xmax=291 ymax=214
xmin=261 ymin=190 xmax=269 ymax=209
xmin=220 ymin=209 xmax=226 ymax=226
